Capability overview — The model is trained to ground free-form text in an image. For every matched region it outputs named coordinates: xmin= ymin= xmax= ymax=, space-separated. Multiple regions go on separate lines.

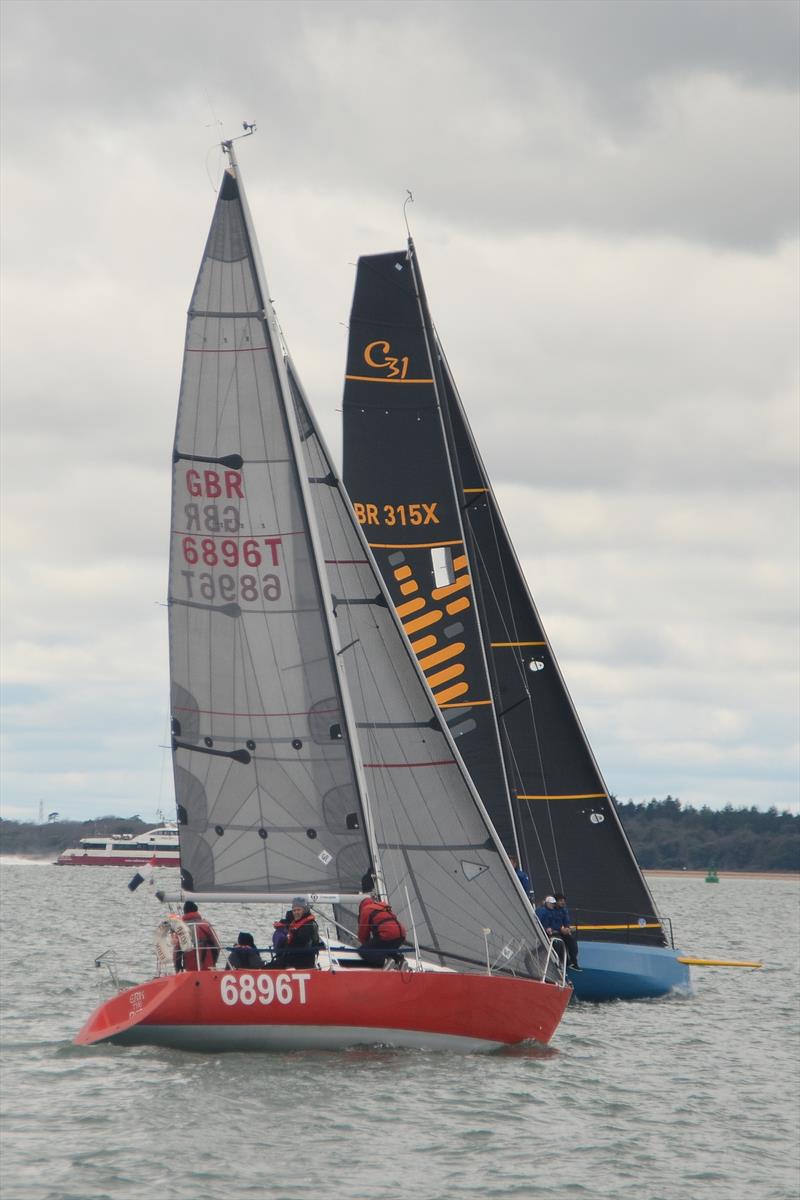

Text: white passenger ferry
xmin=56 ymin=824 xmax=179 ymax=867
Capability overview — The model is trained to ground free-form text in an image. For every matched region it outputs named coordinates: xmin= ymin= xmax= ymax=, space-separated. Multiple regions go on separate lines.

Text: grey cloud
xmin=3 ymin=0 xmax=797 ymax=248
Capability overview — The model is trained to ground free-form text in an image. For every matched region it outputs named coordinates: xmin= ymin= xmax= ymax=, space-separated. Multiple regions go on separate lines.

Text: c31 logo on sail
xmin=364 ymin=340 xmax=409 ymax=380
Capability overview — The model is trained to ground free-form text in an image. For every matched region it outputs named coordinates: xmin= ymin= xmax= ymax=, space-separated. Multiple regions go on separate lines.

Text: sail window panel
xmin=431 ymin=546 xmax=455 ymax=590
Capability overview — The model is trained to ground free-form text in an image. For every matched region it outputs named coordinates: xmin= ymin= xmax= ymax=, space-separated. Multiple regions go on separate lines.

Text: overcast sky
xmin=1 ymin=0 xmax=798 ymax=824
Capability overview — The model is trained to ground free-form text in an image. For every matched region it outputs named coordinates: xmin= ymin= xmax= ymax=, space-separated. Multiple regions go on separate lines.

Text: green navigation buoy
xmin=705 ymin=868 xmax=720 ymax=883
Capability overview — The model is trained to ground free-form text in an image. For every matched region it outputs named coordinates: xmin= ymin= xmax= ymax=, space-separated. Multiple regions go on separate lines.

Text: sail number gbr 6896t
xmin=220 ymin=972 xmax=311 ymax=1006
xmin=176 ymin=468 xmax=285 ymax=605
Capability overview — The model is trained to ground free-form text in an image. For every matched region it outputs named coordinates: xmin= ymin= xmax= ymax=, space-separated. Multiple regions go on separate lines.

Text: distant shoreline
xmin=644 ymin=869 xmax=799 ymax=881
xmin=0 ymin=855 xmax=797 ymax=881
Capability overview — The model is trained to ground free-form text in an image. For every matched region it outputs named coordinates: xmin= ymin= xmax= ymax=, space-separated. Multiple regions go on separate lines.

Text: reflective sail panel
xmin=342 ymin=245 xmax=664 ymax=946
xmin=169 ymin=169 xmax=370 ymax=894
xmin=341 ymin=251 xmax=515 ymax=850
xmin=289 ymin=366 xmax=556 ymax=980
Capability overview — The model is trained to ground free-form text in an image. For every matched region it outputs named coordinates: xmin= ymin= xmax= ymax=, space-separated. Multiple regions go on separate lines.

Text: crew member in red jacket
xmin=357 ymin=894 xmax=406 ymax=969
xmin=176 ymin=900 xmax=221 ymax=971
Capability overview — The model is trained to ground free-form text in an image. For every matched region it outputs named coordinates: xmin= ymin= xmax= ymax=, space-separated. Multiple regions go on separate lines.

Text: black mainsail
xmin=342 ymin=244 xmax=666 ymax=948
xmin=167 ymin=157 xmax=559 ymax=979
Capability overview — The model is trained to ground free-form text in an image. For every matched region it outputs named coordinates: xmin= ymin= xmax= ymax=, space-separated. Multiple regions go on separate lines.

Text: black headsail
xmin=342 ymin=242 xmax=666 ymax=947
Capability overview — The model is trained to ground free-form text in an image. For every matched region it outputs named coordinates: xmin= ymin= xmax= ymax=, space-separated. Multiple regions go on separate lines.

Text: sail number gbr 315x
xmin=220 ymin=972 xmax=311 ymax=1006
xmin=353 ymin=501 xmax=439 ymax=527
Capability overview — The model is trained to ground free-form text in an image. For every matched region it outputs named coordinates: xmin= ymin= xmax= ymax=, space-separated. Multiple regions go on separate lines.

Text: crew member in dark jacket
xmin=177 ymin=900 xmax=221 ymax=971
xmin=536 ymin=895 xmax=580 ymax=970
xmin=271 ymin=898 xmax=319 ymax=969
xmin=228 ymin=931 xmax=264 ymax=969
xmin=553 ymin=893 xmax=580 ymax=970
xmin=357 ymin=895 xmax=406 ymax=969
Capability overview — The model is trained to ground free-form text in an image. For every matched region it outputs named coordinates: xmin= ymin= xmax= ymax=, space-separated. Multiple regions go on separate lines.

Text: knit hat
xmin=292 ymin=896 xmax=309 ymax=909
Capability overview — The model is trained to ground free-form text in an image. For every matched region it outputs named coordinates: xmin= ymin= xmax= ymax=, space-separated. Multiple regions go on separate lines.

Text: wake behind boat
xmin=341 ymin=243 xmax=691 ymax=1002
xmin=76 ymin=135 xmax=571 ymax=1053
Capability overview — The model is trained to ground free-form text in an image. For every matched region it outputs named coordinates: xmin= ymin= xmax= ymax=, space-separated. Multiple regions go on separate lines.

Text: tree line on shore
xmin=1 ymin=798 xmax=797 ymax=871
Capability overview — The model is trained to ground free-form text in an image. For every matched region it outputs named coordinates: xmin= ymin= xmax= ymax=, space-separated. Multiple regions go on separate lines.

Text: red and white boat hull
xmin=56 ymin=852 xmax=179 ymax=867
xmin=75 ymin=968 xmax=571 ymax=1053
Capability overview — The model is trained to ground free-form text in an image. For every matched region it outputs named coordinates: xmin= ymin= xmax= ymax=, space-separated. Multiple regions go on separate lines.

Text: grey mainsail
xmin=168 ymin=154 xmax=556 ymax=981
xmin=169 ymin=168 xmax=370 ymax=896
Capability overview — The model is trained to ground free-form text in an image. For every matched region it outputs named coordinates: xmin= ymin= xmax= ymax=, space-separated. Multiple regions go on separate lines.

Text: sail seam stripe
xmin=171 ymin=528 xmax=304 ymax=538
xmin=173 ymin=706 xmax=339 ymax=717
xmin=578 ymin=923 xmax=663 ymax=930
xmin=363 ymin=760 xmax=456 ymax=768
xmin=367 ymin=539 xmax=463 ymax=549
xmin=517 ymin=793 xmax=608 ymax=800
xmin=491 ymin=641 xmax=546 ymax=647
xmin=345 ymin=374 xmax=434 ymax=384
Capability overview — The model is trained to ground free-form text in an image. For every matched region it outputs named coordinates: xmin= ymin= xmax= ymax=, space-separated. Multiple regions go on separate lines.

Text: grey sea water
xmin=0 ymin=864 xmax=797 ymax=1200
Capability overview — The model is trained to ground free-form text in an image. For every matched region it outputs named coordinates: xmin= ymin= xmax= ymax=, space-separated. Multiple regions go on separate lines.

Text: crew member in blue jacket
xmin=535 ymin=895 xmax=581 ymax=970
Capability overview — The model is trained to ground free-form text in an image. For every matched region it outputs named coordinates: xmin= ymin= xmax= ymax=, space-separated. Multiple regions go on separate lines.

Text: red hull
xmin=76 ymin=968 xmax=571 ymax=1053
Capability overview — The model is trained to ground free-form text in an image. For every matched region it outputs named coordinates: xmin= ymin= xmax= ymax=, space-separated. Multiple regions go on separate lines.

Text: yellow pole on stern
xmin=677 ymin=956 xmax=763 ymax=968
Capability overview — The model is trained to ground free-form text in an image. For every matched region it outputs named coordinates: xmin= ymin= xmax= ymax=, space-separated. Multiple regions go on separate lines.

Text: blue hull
xmin=566 ymin=941 xmax=691 ymax=1001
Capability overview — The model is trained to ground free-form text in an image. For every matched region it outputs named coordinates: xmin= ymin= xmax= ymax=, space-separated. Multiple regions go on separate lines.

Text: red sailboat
xmin=76 ymin=132 xmax=571 ymax=1053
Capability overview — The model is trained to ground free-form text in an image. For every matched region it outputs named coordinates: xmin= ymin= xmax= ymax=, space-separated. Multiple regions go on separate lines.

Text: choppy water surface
xmin=0 ymin=865 xmax=797 ymax=1200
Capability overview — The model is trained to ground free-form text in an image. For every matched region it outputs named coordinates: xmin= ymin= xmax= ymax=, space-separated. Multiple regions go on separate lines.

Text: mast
xmin=221 ymin=137 xmax=386 ymax=896
xmin=405 ymin=237 xmax=521 ymax=863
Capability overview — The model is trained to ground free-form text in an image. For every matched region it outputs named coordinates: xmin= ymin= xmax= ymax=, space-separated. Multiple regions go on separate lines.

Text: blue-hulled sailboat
xmin=341 ymin=242 xmax=691 ymax=1002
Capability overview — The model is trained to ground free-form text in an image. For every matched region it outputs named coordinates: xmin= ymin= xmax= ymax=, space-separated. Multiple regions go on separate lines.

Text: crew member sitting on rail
xmin=535 ymin=895 xmax=580 ymax=971
xmin=357 ymin=894 xmax=406 ymax=969
xmin=177 ymin=900 xmax=222 ymax=971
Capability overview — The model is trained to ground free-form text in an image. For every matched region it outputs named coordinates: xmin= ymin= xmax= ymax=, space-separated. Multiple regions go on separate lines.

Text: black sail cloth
xmin=342 ymin=246 xmax=666 ymax=948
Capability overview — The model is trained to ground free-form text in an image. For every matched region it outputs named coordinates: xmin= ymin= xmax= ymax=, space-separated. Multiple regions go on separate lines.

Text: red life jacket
xmin=181 ymin=912 xmax=220 ymax=970
xmin=362 ymin=899 xmax=406 ymax=943
xmin=286 ymin=912 xmax=317 ymax=944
